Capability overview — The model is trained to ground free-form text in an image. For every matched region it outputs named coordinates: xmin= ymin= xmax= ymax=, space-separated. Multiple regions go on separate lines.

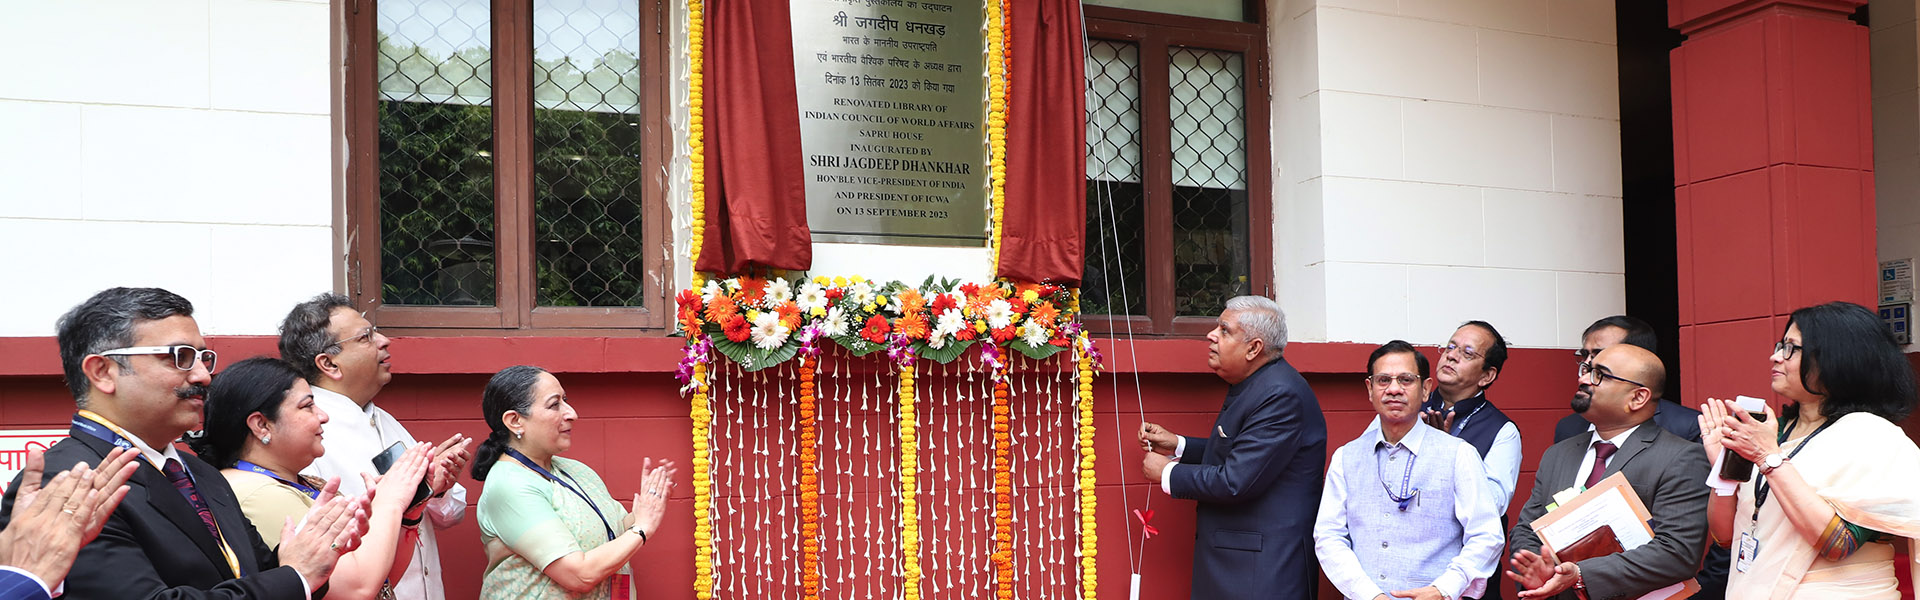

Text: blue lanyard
xmin=71 ymin=414 xmax=135 ymax=452
xmin=1377 ymin=442 xmax=1420 ymax=511
xmin=1753 ymin=417 xmax=1835 ymax=523
xmin=504 ymin=449 xmax=617 ymax=541
xmin=234 ymin=460 xmax=320 ymax=499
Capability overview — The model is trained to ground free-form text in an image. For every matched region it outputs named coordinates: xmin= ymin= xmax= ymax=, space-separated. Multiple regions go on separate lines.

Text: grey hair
xmin=56 ymin=288 xmax=196 ymax=407
xmin=1225 ymin=295 xmax=1287 ymax=357
xmin=278 ymin=293 xmax=354 ymax=382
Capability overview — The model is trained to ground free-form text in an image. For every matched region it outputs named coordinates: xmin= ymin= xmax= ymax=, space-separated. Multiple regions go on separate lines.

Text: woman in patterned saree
xmin=472 ymin=365 xmax=676 ymax=600
xmin=1701 ymin=301 xmax=1920 ymax=599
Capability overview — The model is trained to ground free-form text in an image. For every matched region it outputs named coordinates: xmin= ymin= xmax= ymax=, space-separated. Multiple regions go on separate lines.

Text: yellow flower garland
xmin=985 ymin=0 xmax=1009 ymax=275
xmin=898 ymin=362 xmax=922 ymax=600
xmin=685 ymin=1 xmax=713 ymax=599
xmin=1077 ymin=333 xmax=1098 ymax=600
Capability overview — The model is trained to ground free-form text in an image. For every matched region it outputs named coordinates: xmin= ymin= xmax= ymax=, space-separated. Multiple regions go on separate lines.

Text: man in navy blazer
xmin=1140 ymin=296 xmax=1328 ymax=600
xmin=0 ymin=287 xmax=367 ymax=599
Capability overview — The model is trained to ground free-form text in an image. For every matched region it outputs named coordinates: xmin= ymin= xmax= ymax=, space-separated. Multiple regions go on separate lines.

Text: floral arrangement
xmin=674 ymin=275 xmax=1081 ymax=373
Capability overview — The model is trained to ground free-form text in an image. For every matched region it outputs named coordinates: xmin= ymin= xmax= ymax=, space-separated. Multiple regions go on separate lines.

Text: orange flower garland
xmin=985 ymin=0 xmax=1010 ymax=274
xmin=898 ymin=362 xmax=922 ymax=600
xmin=685 ymin=1 xmax=713 ymax=599
xmin=798 ymin=356 xmax=822 ymax=600
xmin=990 ymin=365 xmax=1015 ymax=600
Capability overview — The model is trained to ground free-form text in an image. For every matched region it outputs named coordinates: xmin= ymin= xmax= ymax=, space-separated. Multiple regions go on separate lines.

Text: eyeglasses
xmin=1578 ymin=361 xmax=1647 ymax=389
xmin=1573 ymin=347 xmax=1600 ymax=360
xmin=1366 ymin=373 xmax=1421 ymax=388
xmin=1439 ymin=342 xmax=1481 ymax=361
xmin=97 ymin=345 xmax=218 ymax=372
xmin=1774 ymin=340 xmax=1801 ymax=361
xmin=332 ymin=326 xmax=379 ymax=348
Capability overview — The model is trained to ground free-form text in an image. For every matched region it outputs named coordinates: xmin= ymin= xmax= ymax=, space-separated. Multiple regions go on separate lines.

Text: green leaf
xmin=743 ymin=341 xmax=800 ymax=372
xmin=915 ymin=338 xmax=975 ymax=364
xmin=1011 ymin=338 xmax=1067 ymax=361
xmin=711 ymin=336 xmax=755 ymax=365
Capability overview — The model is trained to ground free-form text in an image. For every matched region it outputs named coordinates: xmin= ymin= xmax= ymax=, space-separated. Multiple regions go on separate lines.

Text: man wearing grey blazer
xmin=1506 ymin=345 xmax=1710 ymax=600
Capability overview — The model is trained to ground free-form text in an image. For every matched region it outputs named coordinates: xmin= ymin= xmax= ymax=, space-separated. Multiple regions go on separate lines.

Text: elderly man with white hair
xmin=1139 ymin=296 xmax=1329 ymax=599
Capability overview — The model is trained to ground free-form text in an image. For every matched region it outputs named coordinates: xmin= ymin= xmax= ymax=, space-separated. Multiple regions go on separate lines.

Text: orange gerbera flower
xmin=737 ymin=276 xmax=767 ymax=306
xmin=1029 ymin=302 xmax=1060 ymax=327
xmin=705 ymin=295 xmax=739 ymax=324
xmin=895 ymin=312 xmax=929 ymax=340
xmin=897 ymin=288 xmax=927 ymax=316
xmin=776 ymin=301 xmax=802 ymax=329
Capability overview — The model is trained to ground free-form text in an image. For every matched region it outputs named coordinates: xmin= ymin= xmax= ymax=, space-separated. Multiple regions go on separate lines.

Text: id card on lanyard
xmin=504 ymin=449 xmax=635 ymax=599
xmin=72 ymin=411 xmax=248 ymax=578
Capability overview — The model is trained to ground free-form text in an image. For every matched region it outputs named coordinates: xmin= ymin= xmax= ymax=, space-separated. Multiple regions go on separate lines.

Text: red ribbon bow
xmin=1134 ymin=508 xmax=1159 ymax=540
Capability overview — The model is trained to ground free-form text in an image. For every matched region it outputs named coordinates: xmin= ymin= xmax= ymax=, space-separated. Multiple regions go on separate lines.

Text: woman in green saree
xmin=471 ymin=365 xmax=676 ymax=599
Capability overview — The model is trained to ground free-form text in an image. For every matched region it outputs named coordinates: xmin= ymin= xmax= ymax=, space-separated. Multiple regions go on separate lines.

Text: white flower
xmin=1021 ymin=317 xmax=1050 ymax=347
xmin=750 ymin=311 xmax=791 ymax=350
xmin=763 ymin=278 xmax=792 ymax=309
xmin=795 ymin=282 xmax=829 ymax=314
xmin=726 ymin=278 xmax=742 ymax=292
xmin=821 ymin=307 xmax=851 ymax=337
xmin=926 ymin=335 xmax=948 ymax=350
xmin=985 ymin=299 xmax=1016 ymax=329
xmin=935 ymin=308 xmax=968 ymax=338
xmin=700 ymin=280 xmax=723 ymax=303
xmin=848 ymin=282 xmax=875 ymax=306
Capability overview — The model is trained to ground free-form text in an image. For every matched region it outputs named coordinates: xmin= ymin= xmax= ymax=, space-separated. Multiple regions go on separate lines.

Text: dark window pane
xmin=532 ymin=0 xmax=647 ymax=307
xmin=1083 ymin=40 xmax=1145 ymax=316
xmin=1168 ymin=47 xmax=1249 ymax=317
xmin=376 ymin=0 xmax=496 ymax=306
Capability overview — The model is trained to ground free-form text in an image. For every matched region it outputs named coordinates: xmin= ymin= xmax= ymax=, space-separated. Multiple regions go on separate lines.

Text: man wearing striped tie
xmin=0 ymin=287 xmax=370 ymax=599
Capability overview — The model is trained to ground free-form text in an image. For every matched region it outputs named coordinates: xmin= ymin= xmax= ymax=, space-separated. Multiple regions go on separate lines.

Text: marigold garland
xmin=990 ymin=365 xmax=1015 ymax=600
xmin=897 ymin=362 xmax=922 ymax=600
xmin=798 ymin=356 xmax=821 ymax=600
xmin=685 ymin=1 xmax=713 ymax=598
xmin=1076 ymin=333 xmax=1099 ymax=600
xmin=985 ymin=0 xmax=1010 ymax=275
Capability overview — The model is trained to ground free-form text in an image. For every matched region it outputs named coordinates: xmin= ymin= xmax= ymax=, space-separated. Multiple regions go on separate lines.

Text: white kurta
xmin=302 ymin=386 xmax=469 ymax=600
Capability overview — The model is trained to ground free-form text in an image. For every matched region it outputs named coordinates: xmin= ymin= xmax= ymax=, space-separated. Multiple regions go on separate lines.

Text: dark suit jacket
xmin=1508 ymin=421 xmax=1710 ymax=600
xmin=0 ymin=426 xmax=310 ymax=599
xmin=0 ymin=569 xmax=50 ymax=600
xmin=1169 ymin=357 xmax=1327 ymax=600
xmin=1554 ymin=399 xmax=1702 ymax=444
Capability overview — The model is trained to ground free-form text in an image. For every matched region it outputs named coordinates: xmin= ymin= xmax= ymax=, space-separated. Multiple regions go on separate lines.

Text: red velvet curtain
xmin=696 ymin=0 xmax=812 ymax=274
xmin=997 ymin=0 xmax=1087 ymax=285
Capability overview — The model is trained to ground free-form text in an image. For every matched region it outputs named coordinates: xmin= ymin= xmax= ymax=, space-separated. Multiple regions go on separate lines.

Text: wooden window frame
xmin=1082 ymin=6 xmax=1273 ymax=337
xmin=340 ymin=0 xmax=673 ymax=335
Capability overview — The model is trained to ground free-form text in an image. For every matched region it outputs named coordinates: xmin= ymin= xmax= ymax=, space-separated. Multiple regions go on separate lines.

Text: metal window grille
xmin=1082 ymin=40 xmax=1146 ymax=316
xmin=1167 ymin=47 xmax=1249 ymax=317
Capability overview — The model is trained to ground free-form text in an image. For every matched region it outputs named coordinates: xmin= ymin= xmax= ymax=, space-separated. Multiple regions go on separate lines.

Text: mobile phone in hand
xmin=371 ymin=441 xmax=408 ymax=474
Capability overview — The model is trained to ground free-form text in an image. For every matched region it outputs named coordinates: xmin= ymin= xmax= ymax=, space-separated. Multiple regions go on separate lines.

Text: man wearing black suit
xmin=1551 ymin=316 xmax=1701 ymax=444
xmin=0 ymin=287 xmax=367 ymax=599
xmin=1138 ymin=295 xmax=1328 ymax=600
xmin=0 ymin=447 xmax=138 ymax=600
xmin=1507 ymin=345 xmax=1710 ymax=599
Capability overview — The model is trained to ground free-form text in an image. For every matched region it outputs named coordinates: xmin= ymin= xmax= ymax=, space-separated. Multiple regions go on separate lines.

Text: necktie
xmin=1584 ymin=441 xmax=1618 ymax=488
xmin=162 ymin=459 xmax=223 ymax=542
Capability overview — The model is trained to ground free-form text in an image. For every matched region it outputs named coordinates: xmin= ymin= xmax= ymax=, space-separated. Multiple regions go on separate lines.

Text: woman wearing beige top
xmin=188 ymin=357 xmax=435 ymax=600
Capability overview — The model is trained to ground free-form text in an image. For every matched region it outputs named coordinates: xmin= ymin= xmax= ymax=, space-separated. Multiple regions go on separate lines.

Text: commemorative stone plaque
xmin=790 ymin=0 xmax=988 ymax=246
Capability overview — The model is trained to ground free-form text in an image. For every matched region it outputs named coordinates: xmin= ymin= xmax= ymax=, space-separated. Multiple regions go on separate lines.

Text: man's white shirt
xmin=302 ymin=386 xmax=467 ymax=600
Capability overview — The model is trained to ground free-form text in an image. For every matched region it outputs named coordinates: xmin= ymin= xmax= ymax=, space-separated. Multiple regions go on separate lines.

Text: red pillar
xmin=1670 ymin=0 xmax=1878 ymax=403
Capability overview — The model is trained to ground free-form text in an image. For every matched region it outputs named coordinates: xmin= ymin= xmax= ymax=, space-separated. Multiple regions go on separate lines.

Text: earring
xmin=260 ymin=434 xmax=271 ymax=445
xmin=513 ymin=431 xmax=523 ymax=440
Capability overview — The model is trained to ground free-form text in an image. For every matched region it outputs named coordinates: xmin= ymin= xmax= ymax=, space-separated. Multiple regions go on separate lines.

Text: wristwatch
xmin=1760 ymin=453 xmax=1785 ymax=475
xmin=627 ymin=524 xmax=650 ymax=543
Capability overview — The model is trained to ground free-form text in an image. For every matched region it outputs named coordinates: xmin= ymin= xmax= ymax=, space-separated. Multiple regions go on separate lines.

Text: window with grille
xmin=1082 ymin=7 xmax=1270 ymax=336
xmin=345 ymin=0 xmax=669 ymax=332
